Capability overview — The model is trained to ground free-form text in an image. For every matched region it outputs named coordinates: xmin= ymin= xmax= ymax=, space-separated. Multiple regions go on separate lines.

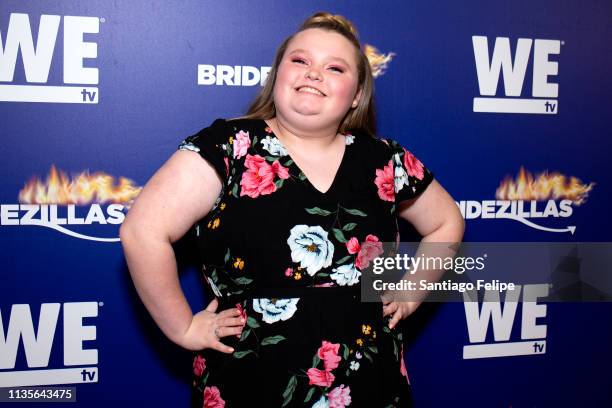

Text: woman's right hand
xmin=180 ymin=298 xmax=246 ymax=352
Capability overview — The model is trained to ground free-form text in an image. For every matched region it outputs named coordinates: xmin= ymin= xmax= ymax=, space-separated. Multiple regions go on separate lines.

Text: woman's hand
xmin=382 ymin=299 xmax=419 ymax=329
xmin=179 ymin=298 xmax=246 ymax=352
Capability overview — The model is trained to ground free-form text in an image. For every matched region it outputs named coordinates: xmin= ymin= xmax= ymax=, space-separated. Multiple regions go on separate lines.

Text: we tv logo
xmin=472 ymin=36 xmax=561 ymax=114
xmin=0 ymin=302 xmax=100 ymax=387
xmin=0 ymin=13 xmax=100 ymax=104
xmin=462 ymin=284 xmax=548 ymax=359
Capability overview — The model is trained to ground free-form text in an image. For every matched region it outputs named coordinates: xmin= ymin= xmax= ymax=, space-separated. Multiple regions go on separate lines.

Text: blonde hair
xmin=242 ymin=12 xmax=376 ymax=136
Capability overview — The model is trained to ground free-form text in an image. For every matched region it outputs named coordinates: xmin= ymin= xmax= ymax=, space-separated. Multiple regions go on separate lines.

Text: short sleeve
xmin=178 ymin=118 xmax=230 ymax=185
xmin=386 ymin=138 xmax=434 ymax=204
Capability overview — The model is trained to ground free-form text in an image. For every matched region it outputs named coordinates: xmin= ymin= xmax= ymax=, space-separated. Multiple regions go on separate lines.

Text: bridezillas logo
xmin=0 ymin=166 xmax=142 ymax=242
xmin=457 ymin=167 xmax=595 ymax=234
xmin=196 ymin=44 xmax=395 ymax=86
xmin=472 ymin=36 xmax=561 ymax=114
xmin=462 ymin=284 xmax=548 ymax=359
xmin=0 ymin=302 xmax=100 ymax=387
xmin=0 ymin=13 xmax=101 ymax=103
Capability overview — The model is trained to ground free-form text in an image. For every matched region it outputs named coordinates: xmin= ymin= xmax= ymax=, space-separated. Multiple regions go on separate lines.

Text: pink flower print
xmin=328 ymin=384 xmax=352 ymax=408
xmin=403 ymin=148 xmax=425 ymax=180
xmin=317 ymin=341 xmax=341 ymax=371
xmin=193 ymin=355 xmax=206 ymax=376
xmin=307 ymin=367 xmax=335 ymax=387
xmin=400 ymin=345 xmax=410 ymax=384
xmin=375 ymin=160 xmax=395 ymax=202
xmin=284 ymin=267 xmax=293 ymax=277
xmin=346 ymin=237 xmax=360 ymax=254
xmin=240 ymin=155 xmax=289 ymax=198
xmin=203 ymin=386 xmax=225 ymax=408
xmin=235 ymin=303 xmax=247 ymax=321
xmin=232 ymin=130 xmax=250 ymax=159
xmin=355 ymin=235 xmax=384 ymax=270
xmin=271 ymin=160 xmax=289 ymax=179
xmin=223 ymin=157 xmax=229 ymax=176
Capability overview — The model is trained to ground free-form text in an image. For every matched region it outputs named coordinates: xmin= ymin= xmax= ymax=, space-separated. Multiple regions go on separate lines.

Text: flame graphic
xmin=496 ymin=167 xmax=595 ymax=205
xmin=364 ymin=44 xmax=395 ymax=78
xmin=18 ymin=165 xmax=142 ymax=205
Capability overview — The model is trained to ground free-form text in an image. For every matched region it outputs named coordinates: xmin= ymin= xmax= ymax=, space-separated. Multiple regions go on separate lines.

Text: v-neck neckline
xmin=261 ymin=119 xmax=351 ymax=196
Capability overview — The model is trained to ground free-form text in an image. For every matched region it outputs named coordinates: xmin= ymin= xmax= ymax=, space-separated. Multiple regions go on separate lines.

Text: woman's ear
xmin=351 ymin=88 xmax=363 ymax=108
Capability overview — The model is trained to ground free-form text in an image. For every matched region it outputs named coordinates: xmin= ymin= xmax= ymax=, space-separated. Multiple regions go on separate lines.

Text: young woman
xmin=121 ymin=12 xmax=464 ymax=407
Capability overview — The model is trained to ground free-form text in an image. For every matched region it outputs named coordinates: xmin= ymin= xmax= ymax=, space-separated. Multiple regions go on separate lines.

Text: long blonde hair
xmin=242 ymin=12 xmax=376 ymax=136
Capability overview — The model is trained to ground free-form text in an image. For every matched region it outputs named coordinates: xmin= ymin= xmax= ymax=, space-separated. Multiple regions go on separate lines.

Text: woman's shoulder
xmin=350 ymin=130 xmax=405 ymax=159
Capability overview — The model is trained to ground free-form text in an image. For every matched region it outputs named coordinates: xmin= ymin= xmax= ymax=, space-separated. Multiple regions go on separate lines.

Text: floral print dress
xmin=178 ymin=118 xmax=433 ymax=408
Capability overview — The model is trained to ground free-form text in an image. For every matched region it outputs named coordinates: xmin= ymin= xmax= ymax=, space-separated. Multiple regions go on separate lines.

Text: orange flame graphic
xmin=496 ymin=167 xmax=595 ymax=205
xmin=18 ymin=165 xmax=142 ymax=205
xmin=364 ymin=44 xmax=395 ymax=78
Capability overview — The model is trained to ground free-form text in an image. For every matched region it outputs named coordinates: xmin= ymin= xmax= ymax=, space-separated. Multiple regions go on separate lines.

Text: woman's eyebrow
xmin=288 ymin=49 xmax=350 ymax=66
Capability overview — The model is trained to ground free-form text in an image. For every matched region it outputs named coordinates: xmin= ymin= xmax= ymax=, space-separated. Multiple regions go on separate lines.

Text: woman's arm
xmin=120 ymin=150 xmax=242 ymax=352
xmin=383 ymin=179 xmax=465 ymax=327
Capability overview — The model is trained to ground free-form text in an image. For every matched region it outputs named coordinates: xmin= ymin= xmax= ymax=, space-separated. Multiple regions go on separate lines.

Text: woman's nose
xmin=305 ymin=67 xmax=322 ymax=81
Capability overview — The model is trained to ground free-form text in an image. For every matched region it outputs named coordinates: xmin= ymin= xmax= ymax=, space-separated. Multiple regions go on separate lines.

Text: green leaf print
xmin=246 ymin=316 xmax=260 ymax=329
xmin=233 ymin=350 xmax=254 ymax=359
xmin=335 ymin=255 xmax=352 ymax=265
xmin=240 ymin=328 xmax=251 ymax=341
xmin=343 ymin=208 xmax=367 ymax=217
xmin=342 ymin=222 xmax=357 ymax=231
xmin=392 ymin=338 xmax=399 ymax=360
xmin=311 ymin=355 xmax=321 ymax=368
xmin=233 ymin=277 xmax=254 ymax=285
xmin=304 ymin=387 xmax=316 ymax=403
xmin=333 ymin=228 xmax=348 ymax=243
xmin=342 ymin=344 xmax=350 ymax=360
xmin=281 ymin=375 xmax=298 ymax=407
xmin=305 ymin=207 xmax=332 ymax=216
xmin=261 ymin=335 xmax=287 ymax=345
xmin=224 ymin=248 xmax=231 ymax=263
xmin=275 ymin=179 xmax=285 ymax=189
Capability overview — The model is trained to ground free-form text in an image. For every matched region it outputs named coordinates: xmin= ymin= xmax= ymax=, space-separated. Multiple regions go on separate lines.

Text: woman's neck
xmin=266 ymin=117 xmax=339 ymax=152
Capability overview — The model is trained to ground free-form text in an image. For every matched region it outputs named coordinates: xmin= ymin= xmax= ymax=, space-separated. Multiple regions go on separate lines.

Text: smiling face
xmin=273 ymin=28 xmax=362 ymax=133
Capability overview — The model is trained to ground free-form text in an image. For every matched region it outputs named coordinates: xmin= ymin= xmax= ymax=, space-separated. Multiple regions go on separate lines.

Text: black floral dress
xmin=178 ymin=118 xmax=433 ymax=408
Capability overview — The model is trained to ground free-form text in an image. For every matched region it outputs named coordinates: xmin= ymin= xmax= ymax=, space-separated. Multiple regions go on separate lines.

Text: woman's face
xmin=273 ymin=28 xmax=361 ymax=132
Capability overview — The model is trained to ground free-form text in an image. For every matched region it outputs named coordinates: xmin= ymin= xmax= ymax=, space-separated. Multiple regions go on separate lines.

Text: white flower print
xmin=206 ymin=276 xmax=222 ymax=297
xmin=311 ymin=396 xmax=329 ymax=408
xmin=393 ymin=153 xmax=409 ymax=193
xmin=252 ymin=298 xmax=299 ymax=324
xmin=330 ymin=263 xmax=361 ymax=286
xmin=178 ymin=141 xmax=200 ymax=153
xmin=350 ymin=361 xmax=360 ymax=371
xmin=287 ymin=225 xmax=335 ymax=276
xmin=344 ymin=134 xmax=355 ymax=145
xmin=261 ymin=135 xmax=289 ymax=156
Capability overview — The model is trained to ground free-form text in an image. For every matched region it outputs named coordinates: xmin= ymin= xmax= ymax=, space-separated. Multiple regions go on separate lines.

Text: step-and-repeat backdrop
xmin=1 ymin=1 xmax=610 ymax=406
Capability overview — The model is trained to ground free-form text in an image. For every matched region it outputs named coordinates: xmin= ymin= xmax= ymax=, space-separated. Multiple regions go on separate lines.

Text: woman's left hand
xmin=382 ymin=300 xmax=419 ymax=329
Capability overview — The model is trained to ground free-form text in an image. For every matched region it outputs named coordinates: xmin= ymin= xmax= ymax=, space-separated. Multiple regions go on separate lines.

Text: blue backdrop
xmin=1 ymin=1 xmax=611 ymax=406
